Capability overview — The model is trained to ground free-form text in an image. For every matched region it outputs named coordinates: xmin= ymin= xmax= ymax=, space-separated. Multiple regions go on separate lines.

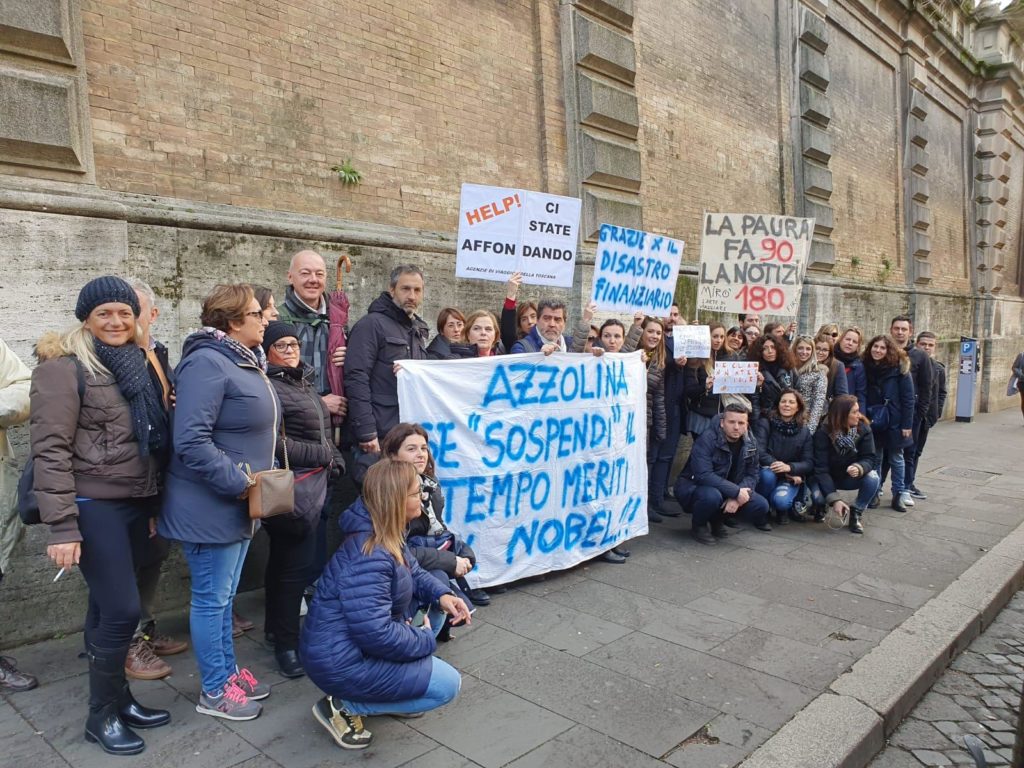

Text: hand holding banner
xmin=672 ymin=325 xmax=711 ymax=358
xmin=713 ymin=361 xmax=759 ymax=394
xmin=456 ymin=183 xmax=582 ymax=288
xmin=592 ymin=224 xmax=684 ymax=314
xmin=397 ymin=353 xmax=649 ymax=587
xmin=698 ymin=213 xmax=813 ymax=316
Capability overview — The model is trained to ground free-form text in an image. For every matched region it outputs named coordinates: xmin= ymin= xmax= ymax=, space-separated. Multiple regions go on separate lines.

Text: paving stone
xmin=708 ymin=626 xmax=853 ymax=690
xmin=702 ymin=712 xmax=772 ymax=751
xmin=910 ymin=749 xmax=953 ymax=766
xmin=889 ymin=719 xmax=958 ymax=751
xmin=665 ymin=740 xmax=747 ymax=768
xmin=407 ymin=676 xmax=573 ymax=768
xmin=975 ymin=674 xmax=1006 ymax=687
xmin=992 ymin=730 xmax=1016 ymax=746
xmin=0 ymin=697 xmax=68 ymax=768
xmin=983 ymin=718 xmax=1014 ymax=732
xmin=396 ymin=746 xmax=483 ymax=768
xmin=437 ymin=621 xmax=528 ymax=672
xmin=504 ymin=724 xmax=665 ymax=768
xmin=686 ymin=588 xmax=849 ymax=646
xmin=752 ymin=577 xmax=913 ymax=631
xmin=868 ymin=747 xmax=927 ymax=767
xmin=585 ymin=631 xmax=816 ymax=731
xmin=476 ymin=642 xmax=716 ymax=757
xmin=835 ymin=573 xmax=937 ymax=610
xmin=933 ymin=671 xmax=989 ymax=698
xmin=912 ymin=692 xmax=973 ymax=723
xmin=541 ymin=578 xmax=745 ymax=652
xmin=469 ymin=588 xmax=633 ymax=657
xmin=11 ymin=673 xmax=260 ymax=768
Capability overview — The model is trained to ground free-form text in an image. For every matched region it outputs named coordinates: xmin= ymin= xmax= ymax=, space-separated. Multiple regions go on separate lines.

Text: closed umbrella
xmin=327 ymin=252 xmax=353 ymax=432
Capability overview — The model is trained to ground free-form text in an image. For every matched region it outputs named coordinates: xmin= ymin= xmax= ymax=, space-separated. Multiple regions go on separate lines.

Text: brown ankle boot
xmin=0 ymin=655 xmax=38 ymax=692
xmin=125 ymin=639 xmax=171 ymax=681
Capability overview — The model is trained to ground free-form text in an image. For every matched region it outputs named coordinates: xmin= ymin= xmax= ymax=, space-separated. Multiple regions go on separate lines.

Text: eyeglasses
xmin=272 ymin=341 xmax=301 ymax=352
xmin=244 ymin=311 xmax=264 ymax=320
xmin=587 ymin=336 xmax=598 ymax=343
xmin=831 ymin=332 xmax=839 ymax=337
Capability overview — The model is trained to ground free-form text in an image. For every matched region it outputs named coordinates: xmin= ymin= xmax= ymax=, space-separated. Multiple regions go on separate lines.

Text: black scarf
xmin=832 ymin=427 xmax=859 ymax=455
xmin=770 ymin=415 xmax=802 ymax=437
xmin=93 ymin=341 xmax=168 ymax=457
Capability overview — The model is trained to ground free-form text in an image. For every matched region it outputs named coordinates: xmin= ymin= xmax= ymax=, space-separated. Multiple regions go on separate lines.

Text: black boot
xmin=775 ymin=510 xmax=789 ymax=526
xmin=118 ymin=682 xmax=170 ymax=729
xmin=84 ymin=644 xmax=146 ymax=755
xmin=849 ymin=509 xmax=864 ymax=535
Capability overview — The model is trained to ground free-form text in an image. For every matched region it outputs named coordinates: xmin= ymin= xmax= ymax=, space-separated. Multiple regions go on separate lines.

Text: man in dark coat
xmin=344 ymin=265 xmax=428 ymax=456
xmin=674 ymin=404 xmax=771 ymax=545
xmin=278 ymin=250 xmax=347 ymax=421
xmin=910 ymin=331 xmax=947 ymax=499
xmin=886 ymin=316 xmax=932 ymax=506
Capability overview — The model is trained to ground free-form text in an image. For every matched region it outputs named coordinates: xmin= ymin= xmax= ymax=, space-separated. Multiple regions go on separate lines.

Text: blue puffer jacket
xmin=158 ymin=332 xmax=279 ymax=544
xmin=864 ymin=358 xmax=915 ymax=450
xmin=300 ymin=498 xmax=452 ymax=703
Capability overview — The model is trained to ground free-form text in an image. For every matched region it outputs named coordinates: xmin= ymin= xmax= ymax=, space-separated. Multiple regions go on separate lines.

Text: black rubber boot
xmin=84 ymin=644 xmax=146 ymax=755
xmin=118 ymin=682 xmax=170 ymax=729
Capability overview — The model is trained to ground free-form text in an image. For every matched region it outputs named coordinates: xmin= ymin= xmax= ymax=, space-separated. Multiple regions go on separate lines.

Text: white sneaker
xmin=899 ymin=491 xmax=914 ymax=508
xmin=300 ymin=597 xmax=308 ymax=617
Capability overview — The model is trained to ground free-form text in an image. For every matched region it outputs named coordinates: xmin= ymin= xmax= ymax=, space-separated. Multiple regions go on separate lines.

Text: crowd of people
xmin=0 ymin=248 xmax=989 ymax=756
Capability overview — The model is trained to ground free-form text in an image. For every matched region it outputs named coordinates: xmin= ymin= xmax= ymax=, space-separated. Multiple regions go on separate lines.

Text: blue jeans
xmin=336 ymin=657 xmax=461 ymax=716
xmin=829 ymin=470 xmax=881 ymax=511
xmin=183 ymin=539 xmax=251 ymax=694
xmin=755 ymin=468 xmax=801 ymax=514
xmin=878 ymin=446 xmax=906 ymax=495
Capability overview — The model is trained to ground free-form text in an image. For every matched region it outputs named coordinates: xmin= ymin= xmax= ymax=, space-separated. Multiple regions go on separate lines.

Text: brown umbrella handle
xmin=336 ymin=253 xmax=353 ymax=291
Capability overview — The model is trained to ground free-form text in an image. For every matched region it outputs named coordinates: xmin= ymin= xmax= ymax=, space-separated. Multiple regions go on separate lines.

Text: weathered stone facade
xmin=2 ymin=0 xmax=1024 ymax=644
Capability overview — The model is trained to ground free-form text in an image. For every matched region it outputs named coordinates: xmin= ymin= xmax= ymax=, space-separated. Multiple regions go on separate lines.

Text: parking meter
xmin=955 ymin=337 xmax=978 ymax=423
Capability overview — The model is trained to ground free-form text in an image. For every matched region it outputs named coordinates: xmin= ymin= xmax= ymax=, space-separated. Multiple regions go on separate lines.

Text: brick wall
xmin=633 ymin=0 xmax=786 ymax=257
xmin=826 ymin=19 xmax=902 ymax=286
xmin=81 ymin=0 xmax=563 ymax=229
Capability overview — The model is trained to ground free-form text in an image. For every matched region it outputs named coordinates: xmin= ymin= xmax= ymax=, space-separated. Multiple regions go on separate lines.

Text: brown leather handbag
xmin=247 ymin=424 xmax=294 ymax=520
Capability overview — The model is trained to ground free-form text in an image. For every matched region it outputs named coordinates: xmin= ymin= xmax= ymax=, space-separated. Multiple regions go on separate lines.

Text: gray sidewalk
xmin=2 ymin=409 xmax=1023 ymax=768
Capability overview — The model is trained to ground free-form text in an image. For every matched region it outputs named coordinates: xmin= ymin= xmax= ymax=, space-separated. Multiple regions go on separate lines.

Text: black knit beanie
xmin=75 ymin=276 xmax=141 ymax=321
xmin=262 ymin=321 xmax=300 ymax=353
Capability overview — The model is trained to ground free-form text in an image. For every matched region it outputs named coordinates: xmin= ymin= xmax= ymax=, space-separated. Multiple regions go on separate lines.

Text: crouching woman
xmin=812 ymin=395 xmax=881 ymax=534
xmin=300 ymin=459 xmax=472 ymax=750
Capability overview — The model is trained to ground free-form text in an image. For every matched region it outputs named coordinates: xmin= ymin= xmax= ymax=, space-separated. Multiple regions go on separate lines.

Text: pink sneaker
xmin=196 ymin=681 xmax=261 ymax=721
xmin=229 ymin=667 xmax=270 ymax=701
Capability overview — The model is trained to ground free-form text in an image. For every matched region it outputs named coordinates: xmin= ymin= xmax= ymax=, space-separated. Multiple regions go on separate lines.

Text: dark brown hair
xmin=436 ymin=307 xmax=465 ymax=335
xmin=862 ymin=334 xmax=903 ymax=369
xmin=381 ymin=422 xmax=436 ymax=478
xmin=516 ymin=301 xmax=538 ymax=338
xmin=201 ymin=284 xmax=254 ymax=332
xmin=747 ymin=334 xmax=796 ymax=369
xmin=824 ymin=394 xmax=867 ymax=437
xmin=251 ymin=285 xmax=274 ymax=312
xmin=771 ymin=387 xmax=808 ymax=426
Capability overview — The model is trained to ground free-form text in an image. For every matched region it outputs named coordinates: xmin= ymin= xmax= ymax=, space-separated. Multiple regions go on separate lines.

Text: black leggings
xmin=78 ymin=498 xmax=150 ymax=650
xmin=262 ymin=516 xmax=316 ymax=651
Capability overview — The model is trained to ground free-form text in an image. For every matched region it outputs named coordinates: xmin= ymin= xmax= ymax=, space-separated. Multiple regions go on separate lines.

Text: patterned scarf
xmin=770 ymin=416 xmax=802 ymax=436
xmin=832 ymin=427 xmax=859 ymax=455
xmin=194 ymin=326 xmax=267 ymax=372
xmin=92 ymin=340 xmax=168 ymax=457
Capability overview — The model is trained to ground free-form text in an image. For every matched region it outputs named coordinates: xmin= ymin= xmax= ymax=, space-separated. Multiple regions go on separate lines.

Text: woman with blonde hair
xmin=462 ymin=309 xmax=502 ymax=356
xmin=791 ymin=335 xmax=828 ymax=431
xmin=31 ymin=276 xmax=170 ymax=754
xmin=301 ymin=459 xmax=471 ymax=750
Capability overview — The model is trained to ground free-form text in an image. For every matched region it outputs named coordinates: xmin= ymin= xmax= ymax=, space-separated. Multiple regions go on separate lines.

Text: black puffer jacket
xmin=753 ymin=417 xmax=813 ymax=478
xmin=813 ymin=423 xmax=876 ymax=504
xmin=344 ymin=293 xmax=429 ymax=443
xmin=268 ymin=363 xmax=344 ymax=524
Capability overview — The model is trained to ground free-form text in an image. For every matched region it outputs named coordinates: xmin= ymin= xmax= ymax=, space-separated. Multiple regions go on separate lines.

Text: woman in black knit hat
xmin=30 ymin=275 xmax=171 ymax=756
xmin=260 ymin=321 xmax=344 ymax=678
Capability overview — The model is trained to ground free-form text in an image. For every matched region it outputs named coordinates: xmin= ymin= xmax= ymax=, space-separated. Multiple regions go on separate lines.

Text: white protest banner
xmin=672 ymin=325 xmax=711 ymax=358
xmin=591 ymin=224 xmax=684 ymax=314
xmin=698 ymin=213 xmax=814 ymax=316
xmin=713 ymin=361 xmax=759 ymax=394
xmin=397 ymin=352 xmax=649 ymax=587
xmin=455 ymin=183 xmax=582 ymax=288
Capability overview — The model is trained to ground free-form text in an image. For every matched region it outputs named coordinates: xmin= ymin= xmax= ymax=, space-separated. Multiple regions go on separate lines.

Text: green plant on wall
xmin=331 ymin=159 xmax=363 ymax=185
xmin=877 ymin=257 xmax=892 ymax=283
xmin=850 ymin=255 xmax=861 ymax=269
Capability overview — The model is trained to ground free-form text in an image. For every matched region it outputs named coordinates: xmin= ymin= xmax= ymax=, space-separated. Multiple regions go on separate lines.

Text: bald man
xmin=279 ymin=250 xmax=346 ymax=419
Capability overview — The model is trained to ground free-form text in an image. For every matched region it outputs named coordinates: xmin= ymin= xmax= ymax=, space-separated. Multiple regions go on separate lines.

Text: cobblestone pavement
xmin=869 ymin=591 xmax=1024 ymax=768
xmin=2 ymin=409 xmax=1023 ymax=768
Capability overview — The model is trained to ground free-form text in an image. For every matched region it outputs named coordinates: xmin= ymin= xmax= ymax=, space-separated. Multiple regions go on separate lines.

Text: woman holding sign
xmin=301 ymin=459 xmax=471 ymax=750
xmin=684 ymin=323 xmax=727 ymax=438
